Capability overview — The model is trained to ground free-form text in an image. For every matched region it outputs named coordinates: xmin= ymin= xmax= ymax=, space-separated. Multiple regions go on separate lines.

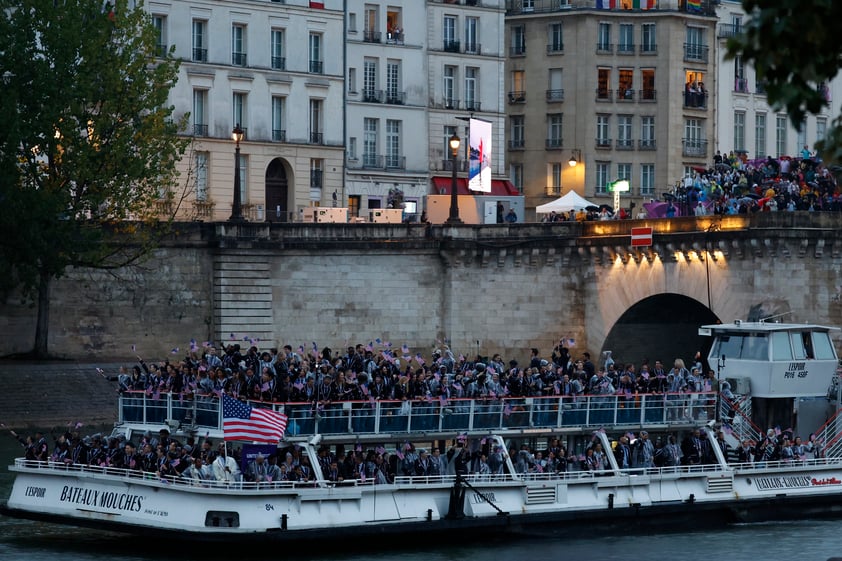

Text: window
xmin=348 ymin=13 xmax=357 ymax=33
xmin=640 ymin=68 xmax=655 ymax=100
xmin=386 ymin=120 xmax=401 ymax=168
xmin=547 ymin=68 xmax=563 ymax=102
xmin=237 ymin=154 xmax=248 ymax=203
xmin=348 ymin=67 xmax=357 ymax=94
xmin=641 ymin=23 xmax=656 ymax=53
xmin=444 ymin=15 xmax=458 ymax=51
xmin=152 ymin=15 xmax=166 ymax=57
xmin=363 ymin=59 xmax=378 ymax=102
xmin=640 ymin=164 xmax=654 ymax=195
xmin=364 ymin=118 xmax=378 ymax=167
xmin=443 ymin=125 xmax=457 ymax=161
xmin=547 ymin=114 xmax=563 ymax=148
xmin=309 ymin=33 xmax=323 ymax=73
xmin=310 ymin=159 xmax=323 ymax=190
xmin=684 ymin=118 xmax=705 ymax=156
xmin=618 ymin=23 xmax=633 ymax=53
xmin=734 ymin=111 xmax=746 ymax=152
xmin=310 ymin=99 xmax=323 ymax=144
xmin=734 ymin=56 xmax=747 ymax=93
xmin=595 ymin=161 xmax=610 ymax=194
xmin=548 ymin=163 xmax=562 ymax=195
xmin=685 ymin=27 xmax=706 ymax=62
xmin=618 ymin=68 xmax=633 ymax=100
xmin=511 ymin=25 xmax=525 ymax=55
xmin=444 ymin=65 xmax=457 ymax=108
xmin=776 ymin=114 xmax=787 ymax=157
xmin=192 ymin=89 xmax=207 ymax=136
xmin=617 ymin=115 xmax=632 ymax=149
xmin=386 ymin=60 xmax=401 ymax=104
xmin=232 ymin=24 xmax=247 ymax=66
xmin=272 ymin=96 xmax=285 ymax=142
xmin=597 ymin=22 xmax=611 ymax=52
xmin=817 ymin=117 xmax=827 ymax=143
xmin=364 ymin=5 xmax=379 ymax=42
xmin=597 ymin=68 xmax=611 ymax=100
xmin=617 ymin=164 xmax=632 ymax=191
xmin=271 ymin=29 xmax=285 ymax=70
xmin=192 ymin=20 xmax=207 ymax=62
xmin=232 ymin=92 xmax=246 ymax=133
xmin=348 ymin=137 xmax=357 ymax=160
xmin=195 ymin=152 xmax=209 ymax=201
xmin=465 ymin=67 xmax=478 ymax=111
xmin=509 ymin=69 xmax=524 ymax=103
xmin=465 ymin=17 xmax=479 ymax=53
xmin=684 ymin=70 xmax=707 ymax=108
xmin=510 ymin=116 xmax=525 ymax=149
xmin=548 ymin=23 xmax=563 ymax=53
xmin=597 ymin=114 xmax=610 ymax=147
xmin=756 ymin=113 xmax=767 ymax=157
xmin=386 ymin=7 xmax=402 ymax=44
xmin=510 ymin=163 xmax=523 ymax=194
xmin=641 ymin=116 xmax=655 ymax=149
xmin=796 ymin=119 xmax=807 ymax=150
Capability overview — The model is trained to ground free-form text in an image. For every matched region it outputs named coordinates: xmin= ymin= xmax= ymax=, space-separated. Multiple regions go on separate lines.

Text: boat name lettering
xmin=811 ymin=477 xmax=842 ymax=486
xmin=24 ymin=486 xmax=46 ymax=498
xmin=754 ymin=475 xmax=812 ymax=491
xmin=471 ymin=492 xmax=497 ymax=504
xmin=59 ymin=485 xmax=144 ymax=512
xmin=784 ymin=362 xmax=808 ymax=379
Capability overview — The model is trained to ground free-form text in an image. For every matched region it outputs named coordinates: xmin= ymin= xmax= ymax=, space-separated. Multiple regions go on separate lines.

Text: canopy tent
xmin=535 ymin=191 xmax=599 ymax=213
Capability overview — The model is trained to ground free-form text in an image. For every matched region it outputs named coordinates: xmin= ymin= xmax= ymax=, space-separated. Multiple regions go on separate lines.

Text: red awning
xmin=431 ymin=177 xmax=519 ymax=197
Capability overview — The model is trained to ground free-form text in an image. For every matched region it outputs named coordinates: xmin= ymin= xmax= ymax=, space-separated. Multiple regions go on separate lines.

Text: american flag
xmin=222 ymin=394 xmax=288 ymax=443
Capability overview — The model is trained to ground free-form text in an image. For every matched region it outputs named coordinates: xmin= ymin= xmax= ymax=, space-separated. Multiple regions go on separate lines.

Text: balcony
xmin=547 ymin=43 xmax=563 ymax=54
xmin=309 ymin=60 xmax=323 ymax=74
xmin=546 ymin=89 xmax=564 ymax=102
xmin=464 ymin=100 xmax=482 ymax=112
xmin=193 ymin=124 xmax=208 ymax=137
xmin=596 ymin=88 xmax=613 ymax=102
xmin=684 ymin=43 xmax=709 ymax=63
xmin=755 ymin=81 xmax=766 ymax=95
xmin=386 ymin=31 xmax=404 ymax=45
xmin=616 ymin=139 xmax=634 ymax=150
xmin=155 ymin=43 xmax=167 ymax=58
xmin=508 ymin=139 xmax=525 ymax=150
xmin=271 ymin=56 xmax=286 ymax=71
xmin=639 ymin=89 xmax=656 ymax=102
xmin=617 ymin=43 xmax=635 ymax=55
xmin=464 ymin=42 xmax=481 ymax=55
xmin=192 ymin=200 xmax=215 ymax=220
xmin=362 ymin=154 xmax=383 ymax=169
xmin=618 ymin=88 xmax=635 ymax=101
xmin=638 ymin=139 xmax=656 ymax=151
xmin=385 ymin=155 xmax=406 ymax=170
xmin=596 ymin=42 xmax=612 ymax=54
xmin=595 ymin=138 xmax=612 ymax=149
xmin=385 ymin=91 xmax=406 ymax=105
xmin=232 ymin=52 xmax=247 ymax=67
xmin=310 ymin=170 xmax=323 ymax=189
xmin=363 ymin=89 xmax=384 ymax=103
xmin=192 ymin=47 xmax=207 ymax=62
xmin=363 ymin=30 xmax=382 ymax=43
xmin=718 ymin=23 xmax=743 ymax=39
xmin=682 ymin=138 xmax=708 ymax=158
xmin=508 ymin=91 xmax=526 ymax=104
xmin=272 ymin=129 xmax=286 ymax=142
xmin=440 ymin=159 xmax=468 ymax=172
xmin=310 ymin=132 xmax=324 ymax=145
xmin=545 ymin=185 xmax=562 ymax=197
xmin=443 ymin=98 xmax=460 ymax=110
xmin=683 ymin=90 xmax=708 ymax=110
xmin=734 ymin=78 xmax=749 ymax=94
xmin=444 ymin=40 xmax=461 ymax=53
xmin=510 ymin=44 xmax=526 ymax=57
xmin=545 ymin=138 xmax=563 ymax=150
xmin=640 ymin=43 xmax=657 ymax=55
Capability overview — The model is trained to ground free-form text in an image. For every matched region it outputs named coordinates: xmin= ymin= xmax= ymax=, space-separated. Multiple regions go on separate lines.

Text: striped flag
xmin=687 ymin=0 xmax=701 ymax=11
xmin=222 ymin=394 xmax=288 ymax=443
xmin=596 ymin=0 xmax=615 ymax=8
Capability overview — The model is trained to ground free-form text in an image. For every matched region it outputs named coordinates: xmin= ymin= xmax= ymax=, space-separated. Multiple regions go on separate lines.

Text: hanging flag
xmin=596 ymin=0 xmax=616 ymax=8
xmin=222 ymin=394 xmax=288 ymax=443
xmin=687 ymin=0 xmax=701 ymax=11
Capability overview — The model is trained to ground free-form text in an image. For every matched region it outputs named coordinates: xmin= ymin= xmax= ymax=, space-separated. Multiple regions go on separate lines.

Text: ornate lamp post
xmin=445 ymin=132 xmax=462 ymax=224
xmin=229 ymin=123 xmax=245 ymax=222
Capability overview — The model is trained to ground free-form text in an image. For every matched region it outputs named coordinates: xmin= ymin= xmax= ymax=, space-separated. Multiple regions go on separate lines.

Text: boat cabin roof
xmin=700 ymin=321 xmax=839 ymax=335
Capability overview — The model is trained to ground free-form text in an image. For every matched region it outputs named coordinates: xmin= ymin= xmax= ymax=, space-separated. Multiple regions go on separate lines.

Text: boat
xmin=4 ymin=322 xmax=842 ymax=543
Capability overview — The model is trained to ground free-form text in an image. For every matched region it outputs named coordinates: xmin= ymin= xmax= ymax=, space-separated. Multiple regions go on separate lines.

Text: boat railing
xmin=118 ymin=391 xmax=719 ymax=437
xmin=815 ymin=407 xmax=842 ymax=458
xmin=720 ymin=394 xmax=762 ymax=445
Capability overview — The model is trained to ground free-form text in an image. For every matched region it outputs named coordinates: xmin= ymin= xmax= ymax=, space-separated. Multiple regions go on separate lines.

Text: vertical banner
xmin=469 ymin=118 xmax=492 ymax=193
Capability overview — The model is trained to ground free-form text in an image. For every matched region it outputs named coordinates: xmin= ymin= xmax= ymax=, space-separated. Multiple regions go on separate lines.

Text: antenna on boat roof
xmin=759 ymin=311 xmax=793 ymax=324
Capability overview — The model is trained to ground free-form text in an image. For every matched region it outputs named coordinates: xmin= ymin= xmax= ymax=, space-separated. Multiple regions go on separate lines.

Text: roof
xmin=536 ymin=191 xmax=599 ymax=213
xmin=700 ymin=321 xmax=840 ymax=334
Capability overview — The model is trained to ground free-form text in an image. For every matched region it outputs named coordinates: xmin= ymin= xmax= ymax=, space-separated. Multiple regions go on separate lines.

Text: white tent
xmin=535 ymin=191 xmax=598 ymax=213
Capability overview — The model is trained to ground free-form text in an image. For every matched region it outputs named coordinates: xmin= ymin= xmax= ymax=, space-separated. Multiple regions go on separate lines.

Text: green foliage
xmin=727 ymin=0 xmax=842 ymax=162
xmin=0 ymin=0 xmax=188 ymax=300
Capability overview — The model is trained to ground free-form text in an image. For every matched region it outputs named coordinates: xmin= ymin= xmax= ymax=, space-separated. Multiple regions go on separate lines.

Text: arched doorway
xmin=600 ymin=294 xmax=720 ymax=372
xmin=265 ymin=158 xmax=289 ymax=222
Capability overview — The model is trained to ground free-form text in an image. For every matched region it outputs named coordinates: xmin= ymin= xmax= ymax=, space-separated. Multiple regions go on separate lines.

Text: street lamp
xmin=229 ymin=123 xmax=245 ymax=222
xmin=568 ymin=148 xmax=581 ymax=167
xmin=446 ymin=132 xmax=462 ymax=224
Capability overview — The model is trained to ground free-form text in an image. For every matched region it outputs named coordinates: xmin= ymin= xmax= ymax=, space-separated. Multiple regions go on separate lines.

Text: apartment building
xmin=150 ymin=0 xmax=345 ymax=222
xmin=504 ymin=0 xmax=717 ymax=215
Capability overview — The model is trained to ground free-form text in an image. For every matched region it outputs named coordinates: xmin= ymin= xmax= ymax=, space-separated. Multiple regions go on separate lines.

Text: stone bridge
xmin=2 ymin=213 xmax=841 ymax=369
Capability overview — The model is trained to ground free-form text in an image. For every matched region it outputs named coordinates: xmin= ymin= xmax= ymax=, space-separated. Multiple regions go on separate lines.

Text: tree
xmin=727 ymin=0 xmax=842 ymax=162
xmin=0 ymin=0 xmax=188 ymax=357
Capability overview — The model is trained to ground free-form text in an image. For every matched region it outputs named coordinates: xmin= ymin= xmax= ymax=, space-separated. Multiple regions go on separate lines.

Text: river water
xmin=2 ymin=430 xmax=842 ymax=561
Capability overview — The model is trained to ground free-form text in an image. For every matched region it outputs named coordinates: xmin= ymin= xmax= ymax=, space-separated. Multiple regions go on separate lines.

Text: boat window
xmin=791 ymin=332 xmax=808 ymax=360
xmin=770 ymin=331 xmax=793 ymax=360
xmin=812 ymin=331 xmax=836 ymax=360
xmin=205 ymin=511 xmax=240 ymax=527
xmin=712 ymin=335 xmax=741 ymax=359
xmin=741 ymin=335 xmax=768 ymax=360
